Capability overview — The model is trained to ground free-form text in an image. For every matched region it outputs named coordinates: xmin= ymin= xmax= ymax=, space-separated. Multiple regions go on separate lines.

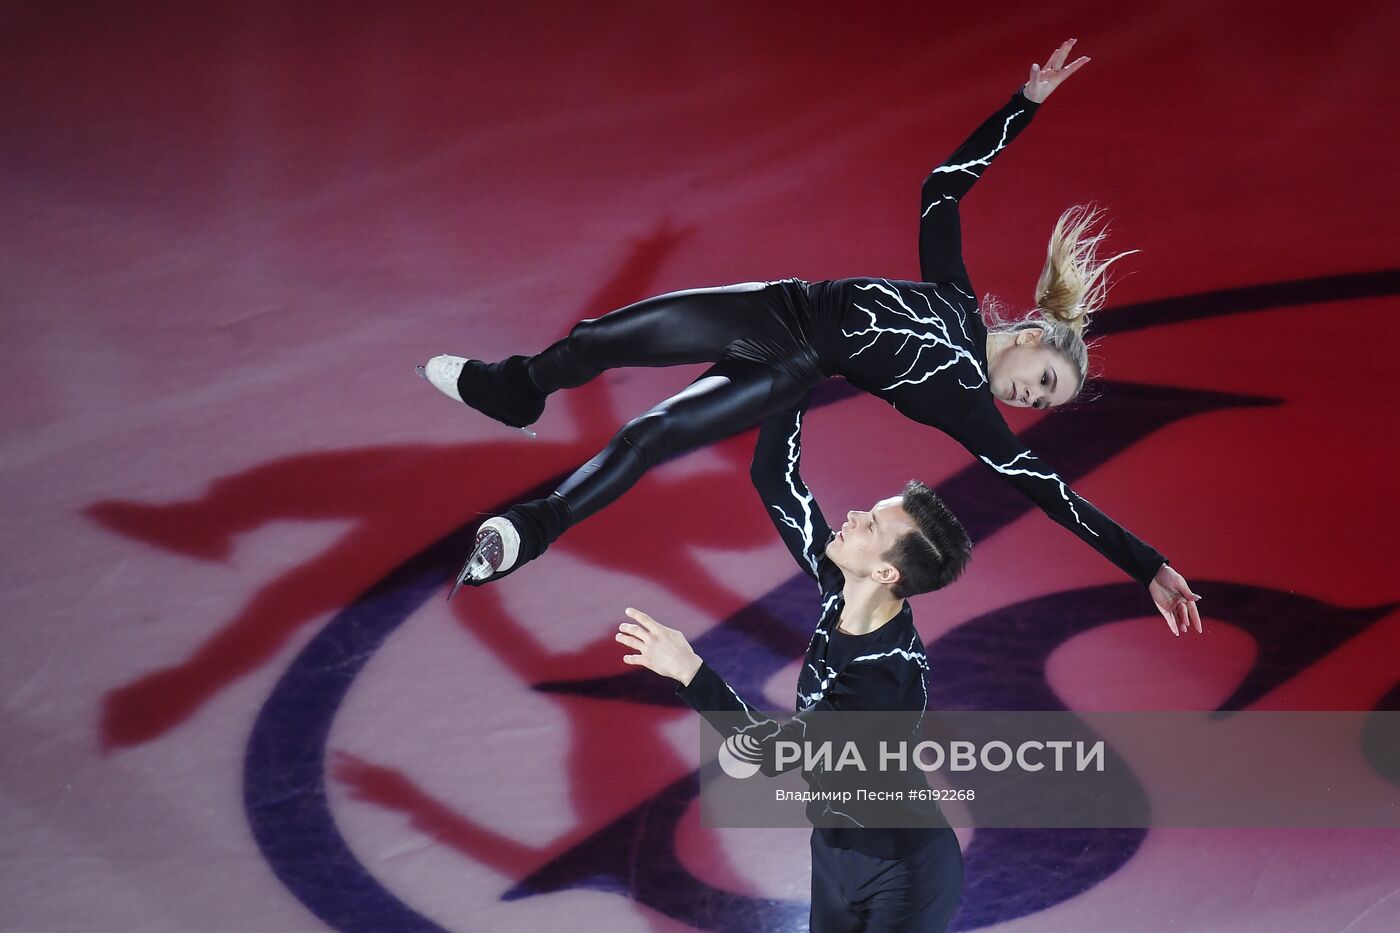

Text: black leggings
xmin=523 ymin=281 xmax=820 ymax=528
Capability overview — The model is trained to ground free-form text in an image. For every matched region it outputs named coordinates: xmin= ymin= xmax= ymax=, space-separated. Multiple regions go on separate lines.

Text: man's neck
xmin=837 ymin=576 xmax=904 ymax=635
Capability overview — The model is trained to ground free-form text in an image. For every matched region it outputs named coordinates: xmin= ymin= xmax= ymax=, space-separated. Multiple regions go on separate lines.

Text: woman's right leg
xmin=455 ymin=357 xmax=812 ymax=588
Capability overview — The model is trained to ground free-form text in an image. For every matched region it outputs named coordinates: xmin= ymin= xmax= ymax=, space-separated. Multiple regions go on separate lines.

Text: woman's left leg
xmin=425 ymin=281 xmax=805 ymax=430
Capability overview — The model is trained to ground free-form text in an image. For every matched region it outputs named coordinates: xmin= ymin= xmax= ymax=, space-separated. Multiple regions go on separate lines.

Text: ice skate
xmin=417 ymin=354 xmax=542 ymax=438
xmin=448 ymin=516 xmax=522 ymax=599
xmin=447 ymin=497 xmax=568 ymax=599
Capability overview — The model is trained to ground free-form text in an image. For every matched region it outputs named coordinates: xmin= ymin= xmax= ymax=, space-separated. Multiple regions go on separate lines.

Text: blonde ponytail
xmin=984 ymin=204 xmax=1138 ymax=398
xmin=1034 ymin=203 xmax=1138 ymax=336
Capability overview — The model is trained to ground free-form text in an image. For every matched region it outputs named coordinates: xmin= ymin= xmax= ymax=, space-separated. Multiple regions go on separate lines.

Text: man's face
xmin=825 ymin=496 xmax=915 ymax=584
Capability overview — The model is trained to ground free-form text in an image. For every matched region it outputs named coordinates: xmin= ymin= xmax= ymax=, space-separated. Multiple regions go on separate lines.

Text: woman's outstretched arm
xmin=919 ymin=38 xmax=1090 ymax=283
xmin=946 ymin=401 xmax=1202 ymax=636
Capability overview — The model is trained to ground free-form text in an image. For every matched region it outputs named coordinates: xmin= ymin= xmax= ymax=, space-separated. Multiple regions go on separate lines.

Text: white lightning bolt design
xmin=848 ymin=644 xmax=927 ymax=668
xmin=787 ymin=622 xmax=929 ymax=818
xmin=798 ymin=616 xmax=934 ymax=712
xmin=797 ymin=660 xmax=838 ymax=711
xmin=978 ymin=450 xmax=1100 ymax=537
xmin=910 ymin=632 xmax=929 ymax=722
xmin=926 ymin=280 xmax=974 ymax=344
xmin=848 ymin=634 xmax=933 ymax=721
xmin=823 ymin=804 xmax=865 ymax=827
xmin=730 ymin=713 xmax=806 ymax=750
xmin=767 ymin=410 xmax=821 ymax=578
xmin=842 ymin=280 xmax=987 ymax=392
xmin=798 ymin=596 xmax=847 ymax=707
xmin=921 ymin=193 xmax=957 ymax=218
xmin=803 ymin=594 xmax=840 ymax=656
xmin=721 ymin=679 xmax=758 ymax=715
xmin=928 ymin=109 xmax=1027 ymax=182
xmin=723 ymin=688 xmax=813 ymax=765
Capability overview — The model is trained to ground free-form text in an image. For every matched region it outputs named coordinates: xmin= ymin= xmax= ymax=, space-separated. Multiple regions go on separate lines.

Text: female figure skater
xmin=423 ymin=38 xmax=1203 ymax=636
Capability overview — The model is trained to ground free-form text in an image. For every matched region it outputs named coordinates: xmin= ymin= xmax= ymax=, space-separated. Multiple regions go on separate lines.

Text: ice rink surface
xmin=2 ymin=1 xmax=1398 ymax=930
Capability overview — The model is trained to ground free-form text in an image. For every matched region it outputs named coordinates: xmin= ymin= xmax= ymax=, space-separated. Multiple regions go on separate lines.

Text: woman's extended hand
xmin=1023 ymin=38 xmax=1090 ymax=104
xmin=617 ymin=607 xmax=704 ymax=685
xmin=1149 ymin=564 xmax=1204 ymax=636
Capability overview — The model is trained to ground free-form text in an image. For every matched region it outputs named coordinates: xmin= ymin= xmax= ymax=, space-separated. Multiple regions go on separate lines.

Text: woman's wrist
xmin=678 ymin=654 xmax=703 ymax=687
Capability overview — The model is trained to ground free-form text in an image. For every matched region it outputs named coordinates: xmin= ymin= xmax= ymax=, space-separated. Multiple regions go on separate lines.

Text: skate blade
xmin=446 ymin=544 xmax=498 ymax=601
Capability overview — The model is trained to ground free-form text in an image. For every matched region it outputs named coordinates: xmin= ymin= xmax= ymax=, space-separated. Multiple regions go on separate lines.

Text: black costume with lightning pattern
xmin=675 ymin=402 xmax=964 ymax=931
xmin=476 ymin=86 xmax=1167 ymax=587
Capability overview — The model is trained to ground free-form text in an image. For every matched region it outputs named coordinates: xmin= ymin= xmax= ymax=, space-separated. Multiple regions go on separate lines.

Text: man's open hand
xmin=616 ymin=607 xmax=703 ymax=685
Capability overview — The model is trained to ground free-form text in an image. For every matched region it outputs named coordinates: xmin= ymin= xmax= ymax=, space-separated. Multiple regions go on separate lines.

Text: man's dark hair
xmin=882 ymin=480 xmax=972 ymax=599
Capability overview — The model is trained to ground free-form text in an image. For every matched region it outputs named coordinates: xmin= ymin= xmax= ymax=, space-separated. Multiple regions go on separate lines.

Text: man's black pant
xmin=809 ymin=829 xmax=963 ymax=932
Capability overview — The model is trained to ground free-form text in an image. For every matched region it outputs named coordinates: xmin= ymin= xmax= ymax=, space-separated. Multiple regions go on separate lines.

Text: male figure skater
xmin=617 ymin=397 xmax=973 ymax=932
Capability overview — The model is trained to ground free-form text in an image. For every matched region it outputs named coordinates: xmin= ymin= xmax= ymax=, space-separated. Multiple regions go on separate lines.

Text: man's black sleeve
xmin=749 ymin=399 xmax=837 ymax=584
xmin=676 ymin=659 xmax=905 ymax=777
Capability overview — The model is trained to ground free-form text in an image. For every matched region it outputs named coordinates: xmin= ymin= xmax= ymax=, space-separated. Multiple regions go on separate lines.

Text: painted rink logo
xmin=239 ymin=271 xmax=1400 ymax=931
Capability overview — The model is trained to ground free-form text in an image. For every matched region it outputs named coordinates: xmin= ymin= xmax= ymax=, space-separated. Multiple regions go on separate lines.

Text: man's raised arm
xmin=749 ymin=399 xmax=834 ymax=583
